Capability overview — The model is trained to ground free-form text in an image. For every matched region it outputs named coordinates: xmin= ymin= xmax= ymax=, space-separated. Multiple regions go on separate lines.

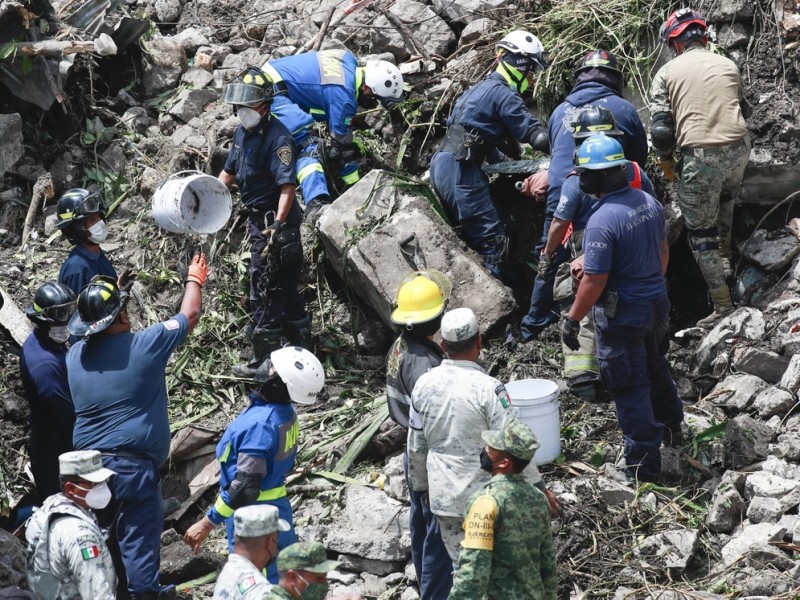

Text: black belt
xmin=682 ymin=136 xmax=747 ymax=156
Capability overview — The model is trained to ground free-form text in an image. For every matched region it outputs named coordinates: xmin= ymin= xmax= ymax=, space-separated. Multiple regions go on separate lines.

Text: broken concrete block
xmin=432 ymin=0 xmax=507 ymax=23
xmin=731 ymin=347 xmax=790 ymax=384
xmin=741 ymin=228 xmax=800 ymax=272
xmin=0 ymin=114 xmax=23 ymax=177
xmin=0 ymin=286 xmax=33 ymax=346
xmin=741 ymin=570 xmax=795 ymax=597
xmin=705 ymin=0 xmax=756 ymax=21
xmin=779 ymin=353 xmax=800 ymax=393
xmin=747 ymin=496 xmax=783 ymax=524
xmin=694 ymin=307 xmax=766 ymax=373
xmin=725 ymin=416 xmax=774 ymax=468
xmin=370 ymin=0 xmax=455 ymax=61
xmin=745 ymin=471 xmax=800 ymax=500
xmin=721 ymin=522 xmax=785 ymax=566
xmin=460 ymin=18 xmax=496 ymax=44
xmin=776 ymin=431 xmax=800 ymax=462
xmin=752 ymin=386 xmax=795 ymax=419
xmin=706 ymin=483 xmax=747 ymax=533
xmin=743 ymin=542 xmax=796 ymax=571
xmin=633 ymin=529 xmax=699 ymax=572
xmin=154 ymin=0 xmax=182 ymax=23
xmin=316 ymin=170 xmax=516 ymax=336
xmin=0 ymin=530 xmax=26 ymax=587
xmin=595 ymin=477 xmax=635 ymax=506
xmin=121 ymin=107 xmax=151 ymax=134
xmin=336 ymin=553 xmax=404 ymax=576
xmin=159 ymin=533 xmax=223 ymax=584
xmin=168 ymin=88 xmax=219 ymax=123
xmin=142 ymin=38 xmax=188 ymax=95
xmin=710 ymin=373 xmax=769 ymax=412
xmin=181 ymin=67 xmax=214 ymax=89
xmin=718 ymin=22 xmax=750 ymax=48
xmin=172 ymin=27 xmax=210 ymax=55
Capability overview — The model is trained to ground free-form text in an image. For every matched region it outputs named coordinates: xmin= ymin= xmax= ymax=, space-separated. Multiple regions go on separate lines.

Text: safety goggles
xmin=33 ymin=300 xmax=76 ymax=323
xmin=76 ymin=191 xmax=107 ymax=216
xmin=378 ymin=94 xmax=405 ymax=110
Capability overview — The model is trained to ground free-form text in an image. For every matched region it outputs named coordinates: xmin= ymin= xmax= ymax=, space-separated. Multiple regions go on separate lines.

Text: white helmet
xmin=496 ymin=30 xmax=547 ymax=72
xmin=270 ymin=347 xmax=325 ymax=405
xmin=363 ymin=60 xmax=405 ymax=109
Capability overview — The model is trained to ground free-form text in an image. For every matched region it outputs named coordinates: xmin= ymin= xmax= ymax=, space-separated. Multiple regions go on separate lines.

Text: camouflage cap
xmin=278 ymin=542 xmax=340 ymax=574
xmin=233 ymin=505 xmax=291 ymax=538
xmin=481 ymin=418 xmax=540 ymax=461
xmin=59 ymin=450 xmax=116 ymax=483
xmin=440 ymin=307 xmax=479 ymax=342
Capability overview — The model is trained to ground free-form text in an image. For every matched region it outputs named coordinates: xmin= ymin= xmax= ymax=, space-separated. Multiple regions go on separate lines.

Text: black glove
xmin=561 ymin=317 xmax=580 ymax=351
xmin=529 ymin=127 xmax=550 ymax=154
xmin=263 ymin=218 xmax=283 ymax=245
xmin=538 ymin=252 xmax=553 ymax=278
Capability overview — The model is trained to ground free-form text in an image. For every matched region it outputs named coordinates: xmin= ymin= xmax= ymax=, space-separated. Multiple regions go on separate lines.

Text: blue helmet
xmin=574 ymin=133 xmax=628 ymax=170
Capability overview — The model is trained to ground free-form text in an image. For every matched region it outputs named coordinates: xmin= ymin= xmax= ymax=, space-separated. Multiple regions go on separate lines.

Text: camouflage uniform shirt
xmin=450 ymin=474 xmax=557 ymax=600
xmin=26 ymin=494 xmax=116 ymax=600
xmin=407 ymin=359 xmax=542 ymax=517
xmin=212 ymin=554 xmax=273 ymax=600
xmin=261 ymin=586 xmax=293 ymax=599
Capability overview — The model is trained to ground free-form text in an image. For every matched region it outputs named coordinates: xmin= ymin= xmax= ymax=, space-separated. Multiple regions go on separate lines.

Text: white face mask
xmin=238 ymin=107 xmax=262 ymax=129
xmin=86 ymin=220 xmax=108 ymax=244
xmin=77 ymin=482 xmax=113 ymax=510
xmin=48 ymin=325 xmax=70 ymax=344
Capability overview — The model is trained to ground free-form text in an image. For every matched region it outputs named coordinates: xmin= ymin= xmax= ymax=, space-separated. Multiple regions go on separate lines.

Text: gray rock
xmin=752 ymin=386 xmax=795 ymax=419
xmin=154 ymin=0 xmax=182 ymax=23
xmin=710 ymin=373 xmax=769 ymax=412
xmin=384 ymin=453 xmax=409 ymax=503
xmin=746 ymin=496 xmax=783 ymax=524
xmin=160 ymin=536 xmax=224 ymax=584
xmin=0 ymin=114 xmax=23 ymax=177
xmin=726 ymin=416 xmax=774 ymax=468
xmin=1 ymin=393 xmax=28 ymax=422
xmin=400 ymin=586 xmax=421 ymax=600
xmin=776 ymin=431 xmax=800 ymax=461
xmin=779 ymin=331 xmax=800 ymax=355
xmin=172 ymin=27 xmax=210 ymax=55
xmin=740 ymin=228 xmax=800 ymax=272
xmin=432 ymin=0 xmax=508 ymax=23
xmin=706 ymin=485 xmax=747 ymax=533
xmin=705 ymin=0 xmax=756 ymax=21
xmin=0 ymin=530 xmax=26 ymax=587
xmin=316 ymin=170 xmax=516 ymax=335
xmin=694 ymin=307 xmax=766 ymax=372
xmin=721 ymin=523 xmax=785 ymax=566
xmin=633 ymin=529 xmax=699 ymax=572
xmin=142 ymin=38 xmax=188 ymax=95
xmin=743 ymin=542 xmax=796 ymax=571
xmin=741 ymin=571 xmax=795 ymax=597
xmin=336 ymin=553 xmax=405 ymax=576
xmin=596 ymin=477 xmax=635 ymax=506
xmin=744 ymin=471 xmax=800 ymax=500
xmin=675 ymin=377 xmax=699 ymax=401
xmin=370 ymin=0 xmax=455 ymax=61
xmin=181 ymin=67 xmax=214 ymax=89
xmin=168 ymin=88 xmax=219 ymax=123
xmin=460 ymin=18 xmax=495 ymax=44
xmin=779 ymin=353 xmax=800 ymax=393
xmin=731 ymin=347 xmax=790 ymax=384
xmin=121 ymin=107 xmax=151 ymax=134
xmin=718 ymin=22 xmax=749 ymax=48
xmin=660 ymin=447 xmax=686 ymax=482
xmin=327 ymin=569 xmax=358 ymax=585
xmin=360 ymin=572 xmax=388 ymax=597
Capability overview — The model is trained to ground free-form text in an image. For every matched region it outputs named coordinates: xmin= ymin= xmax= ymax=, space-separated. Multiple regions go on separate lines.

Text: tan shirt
xmin=649 ymin=46 xmax=747 ymax=149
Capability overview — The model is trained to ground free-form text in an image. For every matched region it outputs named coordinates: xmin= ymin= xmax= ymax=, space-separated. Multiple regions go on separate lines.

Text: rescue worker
xmin=385 ymin=272 xmax=452 ymax=599
xmin=407 ymin=307 xmax=559 ymax=565
xmin=544 ymin=106 xmax=655 ymax=401
xmin=66 ymin=255 xmax=207 ymax=600
xmin=212 ymin=504 xmax=289 ymax=600
xmin=429 ymin=30 xmax=550 ymax=282
xmin=183 ymin=347 xmax=325 ymax=583
xmin=56 ymin=188 xmax=117 ymax=294
xmin=26 ymin=450 xmax=117 ymax=600
xmin=562 ymin=134 xmax=683 ymax=482
xmin=259 ymin=51 xmax=405 ymax=222
xmin=449 ymin=419 xmax=557 ymax=599
xmin=20 ymin=282 xmax=77 ymax=500
xmin=649 ymin=8 xmax=750 ymax=328
xmin=262 ymin=542 xmax=361 ymax=600
xmin=521 ymin=49 xmax=647 ymax=340
xmin=218 ymin=66 xmax=311 ymax=376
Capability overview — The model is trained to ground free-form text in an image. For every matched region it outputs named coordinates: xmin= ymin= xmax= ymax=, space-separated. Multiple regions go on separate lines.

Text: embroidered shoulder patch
xmin=237 ymin=575 xmax=257 ymax=593
xmin=80 ymin=545 xmax=100 ymax=560
xmin=495 ymin=384 xmax=511 ymax=409
xmin=163 ymin=319 xmax=180 ymax=331
xmin=277 ymin=145 xmax=293 ymax=166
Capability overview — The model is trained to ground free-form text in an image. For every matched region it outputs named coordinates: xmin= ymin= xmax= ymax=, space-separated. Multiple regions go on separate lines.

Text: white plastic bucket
xmin=152 ymin=173 xmax=232 ymax=234
xmin=505 ymin=378 xmax=561 ymax=465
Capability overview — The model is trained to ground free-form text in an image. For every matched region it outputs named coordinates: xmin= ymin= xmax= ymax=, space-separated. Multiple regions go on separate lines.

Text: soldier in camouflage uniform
xmin=408 ymin=307 xmax=558 ymax=566
xmin=212 ymin=505 xmax=289 ymax=600
xmin=262 ymin=542 xmax=360 ymax=600
xmin=26 ymin=450 xmax=117 ymax=600
xmin=649 ymin=8 xmax=750 ymax=328
xmin=450 ymin=420 xmax=557 ymax=600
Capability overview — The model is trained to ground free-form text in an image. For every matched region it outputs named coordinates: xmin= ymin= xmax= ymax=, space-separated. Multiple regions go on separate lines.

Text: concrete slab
xmin=0 ymin=286 xmax=33 ymax=346
xmin=0 ymin=114 xmax=24 ymax=177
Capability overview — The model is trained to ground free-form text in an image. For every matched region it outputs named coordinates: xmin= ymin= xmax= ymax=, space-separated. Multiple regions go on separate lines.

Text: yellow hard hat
xmin=390 ymin=271 xmax=450 ymax=326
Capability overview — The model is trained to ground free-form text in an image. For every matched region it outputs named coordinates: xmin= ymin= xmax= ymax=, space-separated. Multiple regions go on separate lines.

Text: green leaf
xmin=0 ymin=41 xmax=16 ymax=61
xmin=21 ymin=55 xmax=34 ymax=75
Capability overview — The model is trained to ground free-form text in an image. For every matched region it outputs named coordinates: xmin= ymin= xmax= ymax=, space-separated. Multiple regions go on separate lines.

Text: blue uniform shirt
xmin=20 ymin=329 xmax=74 ymax=441
xmin=583 ymin=186 xmax=667 ymax=302
xmin=207 ymin=393 xmax=298 ymax=525
xmin=447 ymin=72 xmax=541 ymax=149
xmin=555 ymin=164 xmax=655 ymax=231
xmin=68 ymin=313 xmax=189 ymax=465
xmin=59 ymin=245 xmax=117 ymax=294
xmin=547 ymin=82 xmax=648 ymax=209
xmin=224 ymin=116 xmax=298 ymax=216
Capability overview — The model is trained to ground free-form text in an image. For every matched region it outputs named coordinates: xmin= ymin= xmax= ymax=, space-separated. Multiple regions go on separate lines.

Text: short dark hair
xmin=507 ymin=454 xmax=532 ymax=474
xmin=442 ymin=332 xmax=479 ymax=355
xmin=59 ymin=475 xmax=88 ymax=490
xmin=403 ymin=315 xmax=442 ymax=339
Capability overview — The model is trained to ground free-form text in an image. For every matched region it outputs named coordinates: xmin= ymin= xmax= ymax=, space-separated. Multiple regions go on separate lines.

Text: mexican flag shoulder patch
xmin=80 ymin=545 xmax=100 ymax=560
xmin=237 ymin=576 xmax=257 ymax=593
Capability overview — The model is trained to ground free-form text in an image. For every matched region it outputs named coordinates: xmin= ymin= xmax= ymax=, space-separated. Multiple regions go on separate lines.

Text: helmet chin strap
xmin=497 ymin=59 xmax=530 ymax=93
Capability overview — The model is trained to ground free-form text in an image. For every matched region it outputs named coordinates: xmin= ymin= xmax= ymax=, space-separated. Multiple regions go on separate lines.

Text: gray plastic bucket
xmin=152 ymin=173 xmax=232 ymax=234
xmin=505 ymin=378 xmax=561 ymax=465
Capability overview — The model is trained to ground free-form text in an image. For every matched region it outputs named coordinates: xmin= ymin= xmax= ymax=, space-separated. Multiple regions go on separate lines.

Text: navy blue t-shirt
xmin=583 ymin=186 xmax=666 ymax=302
xmin=224 ymin=116 xmax=298 ymax=214
xmin=554 ymin=164 xmax=655 ymax=231
xmin=59 ymin=245 xmax=117 ymax=294
xmin=68 ymin=313 xmax=189 ymax=465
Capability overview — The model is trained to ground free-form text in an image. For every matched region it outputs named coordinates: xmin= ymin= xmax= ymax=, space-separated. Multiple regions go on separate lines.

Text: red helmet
xmin=659 ymin=8 xmax=707 ymax=44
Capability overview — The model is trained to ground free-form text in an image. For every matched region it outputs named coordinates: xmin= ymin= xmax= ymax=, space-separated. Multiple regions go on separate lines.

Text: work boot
xmin=303 ymin=194 xmax=332 ymax=225
xmin=232 ymin=327 xmax=284 ymax=377
xmin=569 ymin=381 xmax=597 ymax=403
xmin=282 ymin=315 xmax=313 ymax=350
xmin=696 ymin=286 xmax=735 ymax=329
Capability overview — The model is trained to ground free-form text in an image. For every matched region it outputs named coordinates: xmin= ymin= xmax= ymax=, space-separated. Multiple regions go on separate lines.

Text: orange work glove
xmin=185 ymin=252 xmax=209 ymax=286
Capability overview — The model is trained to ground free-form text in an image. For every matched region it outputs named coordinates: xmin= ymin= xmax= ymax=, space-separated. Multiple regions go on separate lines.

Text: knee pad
xmin=687 ymin=226 xmax=719 ymax=252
